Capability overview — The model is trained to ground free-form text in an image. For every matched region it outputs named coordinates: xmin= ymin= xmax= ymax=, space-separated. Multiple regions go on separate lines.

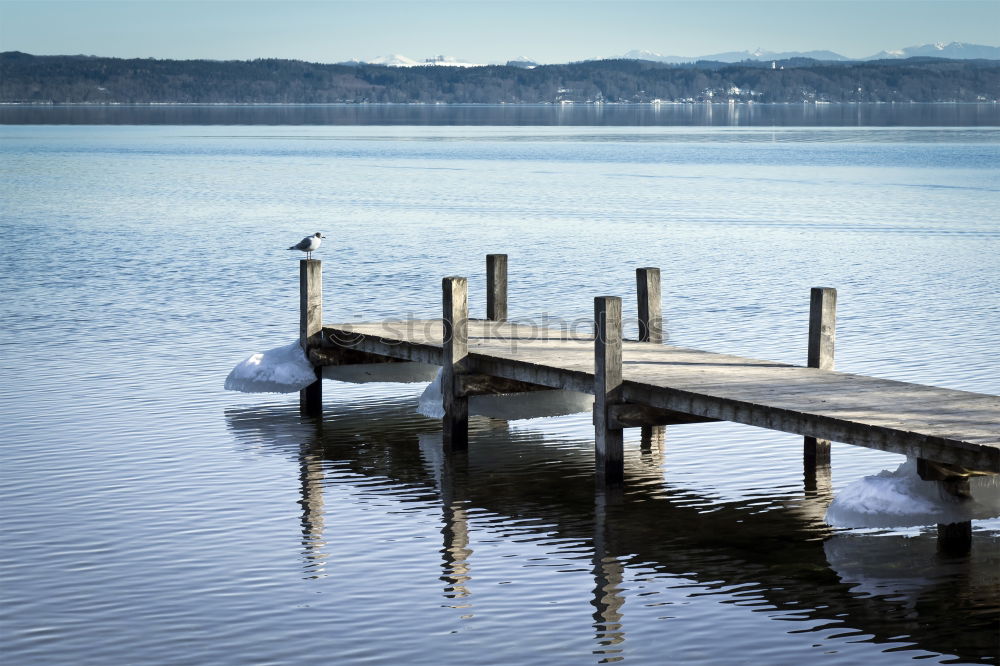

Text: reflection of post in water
xmin=591 ymin=485 xmax=626 ymax=661
xmin=640 ymin=425 xmax=665 ymax=455
xmin=440 ymin=501 xmax=473 ymax=605
xmin=228 ymin=401 xmax=997 ymax=664
xmin=438 ymin=447 xmax=474 ymax=608
xmin=298 ymin=443 xmax=328 ymax=577
xmin=804 ymin=453 xmax=833 ymax=496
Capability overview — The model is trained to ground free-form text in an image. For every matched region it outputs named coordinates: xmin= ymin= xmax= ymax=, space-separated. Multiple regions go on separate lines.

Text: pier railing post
xmin=804 ymin=287 xmax=836 ymax=467
xmin=595 ymin=296 xmax=625 ymax=484
xmin=486 ymin=254 xmax=508 ymax=322
xmin=299 ymin=259 xmax=323 ymax=416
xmin=442 ymin=277 xmax=470 ymax=449
xmin=636 ymin=267 xmax=663 ymax=344
xmin=636 ymin=268 xmax=665 ymax=450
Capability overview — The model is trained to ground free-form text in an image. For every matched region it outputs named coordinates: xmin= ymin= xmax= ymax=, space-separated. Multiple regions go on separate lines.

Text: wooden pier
xmin=295 ymin=255 xmax=998 ymax=546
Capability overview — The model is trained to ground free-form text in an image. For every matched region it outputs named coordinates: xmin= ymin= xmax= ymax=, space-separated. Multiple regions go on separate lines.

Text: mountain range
xmin=619 ymin=42 xmax=1000 ymax=63
xmin=351 ymin=42 xmax=1000 ymax=68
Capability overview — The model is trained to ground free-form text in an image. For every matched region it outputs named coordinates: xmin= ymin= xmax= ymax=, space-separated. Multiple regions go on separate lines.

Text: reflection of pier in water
xmin=226 ymin=400 xmax=1000 ymax=663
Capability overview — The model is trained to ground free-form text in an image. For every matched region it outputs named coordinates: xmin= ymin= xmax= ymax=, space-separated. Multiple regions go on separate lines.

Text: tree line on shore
xmin=2 ymin=51 xmax=998 ymax=104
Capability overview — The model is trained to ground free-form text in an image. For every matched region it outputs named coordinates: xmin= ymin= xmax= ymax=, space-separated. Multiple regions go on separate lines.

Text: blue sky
xmin=1 ymin=0 xmax=997 ymax=63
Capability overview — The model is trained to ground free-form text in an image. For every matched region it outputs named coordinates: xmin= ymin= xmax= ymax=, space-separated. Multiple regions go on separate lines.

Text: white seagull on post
xmin=288 ymin=232 xmax=326 ymax=260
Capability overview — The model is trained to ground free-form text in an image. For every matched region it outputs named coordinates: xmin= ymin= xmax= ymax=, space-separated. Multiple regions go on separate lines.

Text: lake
xmin=1 ymin=105 xmax=998 ymax=664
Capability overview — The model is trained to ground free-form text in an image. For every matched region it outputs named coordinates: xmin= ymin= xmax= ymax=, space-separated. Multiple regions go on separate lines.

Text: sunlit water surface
xmin=2 ymin=110 xmax=999 ymax=664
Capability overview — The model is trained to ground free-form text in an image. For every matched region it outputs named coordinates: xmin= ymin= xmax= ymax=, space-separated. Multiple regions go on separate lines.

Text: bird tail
xmin=287 ymin=246 xmax=295 ymax=250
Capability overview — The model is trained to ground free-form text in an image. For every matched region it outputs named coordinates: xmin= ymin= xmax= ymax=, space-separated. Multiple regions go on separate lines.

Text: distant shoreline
xmin=4 ymin=53 xmax=998 ymax=105
xmin=2 ymin=101 xmax=998 ymax=107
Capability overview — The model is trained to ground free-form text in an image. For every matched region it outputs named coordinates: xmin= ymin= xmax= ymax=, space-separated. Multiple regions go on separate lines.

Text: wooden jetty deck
xmin=296 ymin=256 xmax=1000 ymax=497
xmin=314 ymin=317 xmax=1000 ymax=474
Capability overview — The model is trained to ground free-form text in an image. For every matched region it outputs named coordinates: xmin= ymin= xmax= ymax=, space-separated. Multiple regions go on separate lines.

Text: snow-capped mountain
xmin=367 ymin=54 xmax=422 ymax=67
xmin=364 ymin=54 xmax=485 ymax=67
xmin=702 ymin=48 xmax=849 ymax=62
xmin=864 ymin=42 xmax=1000 ymax=60
xmin=618 ymin=49 xmax=690 ymax=64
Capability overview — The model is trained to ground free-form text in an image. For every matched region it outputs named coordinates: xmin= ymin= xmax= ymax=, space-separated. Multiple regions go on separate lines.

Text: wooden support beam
xmin=442 ymin=277 xmax=469 ymax=449
xmin=299 ymin=259 xmax=323 ymax=416
xmin=607 ymin=403 xmax=717 ymax=428
xmin=916 ymin=458 xmax=993 ymax=481
xmin=804 ymin=287 xmax=836 ymax=466
xmin=486 ymin=254 xmax=508 ymax=322
xmin=594 ymin=296 xmax=624 ymax=484
xmin=457 ymin=373 xmax=551 ymax=397
xmin=309 ymin=346 xmax=410 ymax=367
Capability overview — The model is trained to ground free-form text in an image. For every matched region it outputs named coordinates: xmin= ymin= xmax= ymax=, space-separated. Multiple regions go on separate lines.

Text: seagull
xmin=288 ymin=232 xmax=326 ymax=260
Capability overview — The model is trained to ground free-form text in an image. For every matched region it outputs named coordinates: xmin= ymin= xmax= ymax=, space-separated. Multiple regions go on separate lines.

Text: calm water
xmin=1 ymin=106 xmax=999 ymax=664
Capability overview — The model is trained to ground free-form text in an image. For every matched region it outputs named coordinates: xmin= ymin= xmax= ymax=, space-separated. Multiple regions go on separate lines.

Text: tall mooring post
xmin=595 ymin=296 xmax=625 ymax=484
xmin=442 ymin=276 xmax=470 ymax=449
xmin=636 ymin=267 xmax=663 ymax=344
xmin=299 ymin=259 xmax=323 ymax=416
xmin=804 ymin=287 xmax=836 ymax=469
xmin=636 ymin=268 xmax=665 ymax=450
xmin=486 ymin=254 xmax=508 ymax=322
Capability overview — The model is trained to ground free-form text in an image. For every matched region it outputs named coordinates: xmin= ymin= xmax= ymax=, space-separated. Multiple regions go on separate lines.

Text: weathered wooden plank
xmin=487 ymin=254 xmax=508 ymax=322
xmin=621 ymin=383 xmax=998 ymax=471
xmin=319 ymin=322 xmax=443 ymax=364
xmin=442 ymin=277 xmax=469 ymax=449
xmin=595 ymin=296 xmax=624 ymax=483
xmin=456 ymin=373 xmax=552 ymax=397
xmin=309 ymin=346 xmax=411 ymax=366
xmin=299 ymin=259 xmax=322 ymax=416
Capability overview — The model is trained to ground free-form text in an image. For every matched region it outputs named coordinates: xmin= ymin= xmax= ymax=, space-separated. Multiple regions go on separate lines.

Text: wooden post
xmin=917 ymin=458 xmax=973 ymax=555
xmin=807 ymin=287 xmax=836 ymax=371
xmin=636 ymin=268 xmax=664 ymax=449
xmin=937 ymin=521 xmax=973 ymax=556
xmin=442 ymin=277 xmax=469 ymax=449
xmin=486 ymin=254 xmax=508 ymax=322
xmin=595 ymin=296 xmax=624 ymax=484
xmin=299 ymin=259 xmax=323 ymax=416
xmin=636 ymin=267 xmax=663 ymax=344
xmin=804 ymin=287 xmax=836 ymax=466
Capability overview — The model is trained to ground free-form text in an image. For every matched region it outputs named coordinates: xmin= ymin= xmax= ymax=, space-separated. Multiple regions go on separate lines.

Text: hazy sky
xmin=1 ymin=0 xmax=997 ymax=63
